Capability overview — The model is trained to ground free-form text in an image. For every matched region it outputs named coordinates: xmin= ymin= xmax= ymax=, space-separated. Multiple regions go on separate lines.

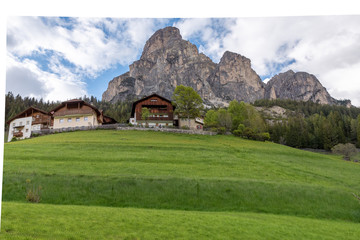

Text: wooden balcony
xmin=147 ymin=116 xmax=172 ymax=121
xmin=13 ymin=132 xmax=23 ymax=137
xmin=136 ymin=112 xmax=173 ymax=121
xmin=53 ymin=109 xmax=93 ymax=117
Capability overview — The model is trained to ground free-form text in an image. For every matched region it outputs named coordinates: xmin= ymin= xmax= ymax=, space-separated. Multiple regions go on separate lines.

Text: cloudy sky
xmin=5 ymin=14 xmax=360 ymax=106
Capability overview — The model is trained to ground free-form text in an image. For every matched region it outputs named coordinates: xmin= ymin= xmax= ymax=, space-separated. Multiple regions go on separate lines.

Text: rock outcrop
xmin=265 ymin=70 xmax=337 ymax=105
xmin=209 ymin=51 xmax=265 ymax=103
xmin=102 ymin=26 xmax=343 ymax=106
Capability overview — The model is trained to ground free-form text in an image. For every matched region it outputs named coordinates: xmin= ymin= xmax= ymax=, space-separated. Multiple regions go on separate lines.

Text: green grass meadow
xmin=1 ymin=130 xmax=360 ymax=239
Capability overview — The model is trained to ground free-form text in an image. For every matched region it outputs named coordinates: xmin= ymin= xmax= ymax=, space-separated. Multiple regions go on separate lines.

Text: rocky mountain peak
xmin=220 ymin=51 xmax=251 ymax=66
xmin=265 ymin=70 xmax=337 ymax=105
xmin=209 ymin=50 xmax=265 ymax=102
xmin=140 ymin=27 xmax=183 ymax=60
xmin=102 ymin=26 xmax=342 ymax=106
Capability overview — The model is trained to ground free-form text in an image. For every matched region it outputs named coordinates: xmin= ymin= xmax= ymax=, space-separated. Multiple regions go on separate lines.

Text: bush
xmin=243 ymin=127 xmax=256 ymax=139
xmin=31 ymin=133 xmax=40 ymax=138
xmin=256 ymin=132 xmax=270 ymax=141
xmin=216 ymin=127 xmax=226 ymax=134
xmin=331 ymin=143 xmax=358 ymax=161
xmin=25 ymin=179 xmax=42 ymax=203
xmin=233 ymin=124 xmax=245 ymax=137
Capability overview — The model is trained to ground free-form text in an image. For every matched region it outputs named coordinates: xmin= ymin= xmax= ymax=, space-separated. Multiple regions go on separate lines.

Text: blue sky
xmin=6 ymin=16 xmax=360 ymax=106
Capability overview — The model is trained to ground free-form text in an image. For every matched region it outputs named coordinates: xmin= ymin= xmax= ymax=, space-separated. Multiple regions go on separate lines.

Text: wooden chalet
xmin=7 ymin=106 xmax=52 ymax=142
xmin=129 ymin=93 xmax=175 ymax=127
xmin=50 ymin=99 xmax=116 ymax=129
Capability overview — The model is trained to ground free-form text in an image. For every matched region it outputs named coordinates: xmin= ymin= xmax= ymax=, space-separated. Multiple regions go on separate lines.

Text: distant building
xmin=178 ymin=117 xmax=204 ymax=130
xmin=7 ymin=107 xmax=52 ymax=142
xmin=129 ymin=93 xmax=204 ymax=130
xmin=51 ymin=99 xmax=112 ymax=129
xmin=129 ymin=93 xmax=175 ymax=127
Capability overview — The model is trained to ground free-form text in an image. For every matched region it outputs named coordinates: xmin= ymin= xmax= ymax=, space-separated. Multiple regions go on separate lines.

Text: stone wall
xmin=32 ymin=124 xmax=217 ymax=137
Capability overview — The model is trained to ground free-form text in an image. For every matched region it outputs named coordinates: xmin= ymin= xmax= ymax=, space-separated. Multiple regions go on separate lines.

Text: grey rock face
xmin=209 ymin=51 xmax=265 ymax=102
xmin=103 ymin=27 xmax=226 ymax=106
xmin=102 ymin=27 xmax=263 ymax=106
xmin=102 ymin=26 xmax=341 ymax=106
xmin=265 ymin=70 xmax=337 ymax=105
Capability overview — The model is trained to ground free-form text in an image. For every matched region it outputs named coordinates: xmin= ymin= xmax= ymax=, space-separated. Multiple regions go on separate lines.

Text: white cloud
xmin=6 ymin=53 xmax=87 ymax=101
xmin=174 ymin=16 xmax=360 ymax=107
xmin=6 ymin=17 xmax=170 ymax=101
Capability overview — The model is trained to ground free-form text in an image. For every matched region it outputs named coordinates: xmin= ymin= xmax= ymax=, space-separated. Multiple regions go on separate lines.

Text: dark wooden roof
xmin=103 ymin=115 xmax=118 ymax=124
xmin=130 ymin=93 xmax=173 ymax=117
xmin=7 ymin=106 xmax=50 ymax=125
xmin=50 ymin=99 xmax=102 ymax=116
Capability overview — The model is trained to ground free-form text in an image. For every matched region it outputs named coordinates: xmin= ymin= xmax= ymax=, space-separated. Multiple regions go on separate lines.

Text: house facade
xmin=129 ymin=93 xmax=204 ymax=130
xmin=7 ymin=107 xmax=52 ymax=142
xmin=178 ymin=117 xmax=204 ymax=130
xmin=51 ymin=99 xmax=105 ymax=129
xmin=129 ymin=94 xmax=175 ymax=127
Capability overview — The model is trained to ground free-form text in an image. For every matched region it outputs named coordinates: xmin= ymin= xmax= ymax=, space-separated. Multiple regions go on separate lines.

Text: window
xmin=26 ymin=121 xmax=30 ymax=125
xmin=59 ymin=119 xmax=64 ymax=123
xmin=12 ymin=123 xmax=15 ymax=127
xmin=150 ymin=99 xmax=158 ymax=102
xmin=67 ymin=118 xmax=72 ymax=122
xmin=26 ymin=129 xmax=29 ymax=133
xmin=76 ymin=117 xmax=80 ymax=122
xmin=19 ymin=121 xmax=23 ymax=125
xmin=164 ymin=115 xmax=168 ymax=117
xmin=84 ymin=116 xmax=88 ymax=121
xmin=36 ymin=115 xmax=39 ymax=118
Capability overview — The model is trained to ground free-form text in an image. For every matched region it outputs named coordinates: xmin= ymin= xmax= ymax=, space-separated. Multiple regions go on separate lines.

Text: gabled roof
xmin=50 ymin=99 xmax=102 ymax=116
xmin=7 ymin=106 xmax=50 ymax=125
xmin=130 ymin=93 xmax=173 ymax=117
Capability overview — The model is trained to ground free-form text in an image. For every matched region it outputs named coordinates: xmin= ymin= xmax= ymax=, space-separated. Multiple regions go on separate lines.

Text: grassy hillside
xmin=2 ymin=130 xmax=360 ymax=239
xmin=2 ymin=202 xmax=360 ymax=240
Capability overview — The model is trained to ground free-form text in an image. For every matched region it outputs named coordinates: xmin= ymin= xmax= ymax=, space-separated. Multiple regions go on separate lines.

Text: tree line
xmin=253 ymin=99 xmax=360 ymax=149
xmin=203 ymin=98 xmax=360 ymax=149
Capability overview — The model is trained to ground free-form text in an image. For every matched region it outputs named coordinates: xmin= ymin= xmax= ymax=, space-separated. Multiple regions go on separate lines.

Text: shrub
xmin=233 ymin=124 xmax=245 ymax=137
xmin=31 ymin=133 xmax=40 ymax=138
xmin=25 ymin=179 xmax=42 ymax=203
xmin=216 ymin=127 xmax=227 ymax=134
xmin=331 ymin=143 xmax=358 ymax=161
xmin=256 ymin=132 xmax=270 ymax=141
xmin=181 ymin=126 xmax=190 ymax=130
xmin=243 ymin=127 xmax=256 ymax=139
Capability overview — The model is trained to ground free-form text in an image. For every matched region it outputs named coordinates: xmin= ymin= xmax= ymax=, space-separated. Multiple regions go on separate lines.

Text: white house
xmin=7 ymin=107 xmax=52 ymax=142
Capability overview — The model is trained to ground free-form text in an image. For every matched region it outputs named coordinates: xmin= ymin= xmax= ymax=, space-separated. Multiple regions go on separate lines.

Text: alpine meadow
xmin=1 ymin=130 xmax=360 ymax=239
xmin=4 ymin=16 xmax=360 ymax=240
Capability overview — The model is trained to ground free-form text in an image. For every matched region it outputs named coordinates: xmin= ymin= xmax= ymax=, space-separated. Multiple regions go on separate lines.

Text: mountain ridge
xmin=102 ymin=26 xmax=346 ymax=107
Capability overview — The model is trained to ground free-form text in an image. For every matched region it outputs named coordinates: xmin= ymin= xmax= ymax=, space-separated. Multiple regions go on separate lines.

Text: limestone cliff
xmin=103 ymin=26 xmax=343 ymax=106
xmin=265 ymin=70 xmax=337 ymax=105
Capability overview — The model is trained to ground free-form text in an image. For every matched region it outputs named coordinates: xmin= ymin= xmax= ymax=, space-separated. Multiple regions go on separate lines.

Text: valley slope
xmin=2 ymin=130 xmax=360 ymax=239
